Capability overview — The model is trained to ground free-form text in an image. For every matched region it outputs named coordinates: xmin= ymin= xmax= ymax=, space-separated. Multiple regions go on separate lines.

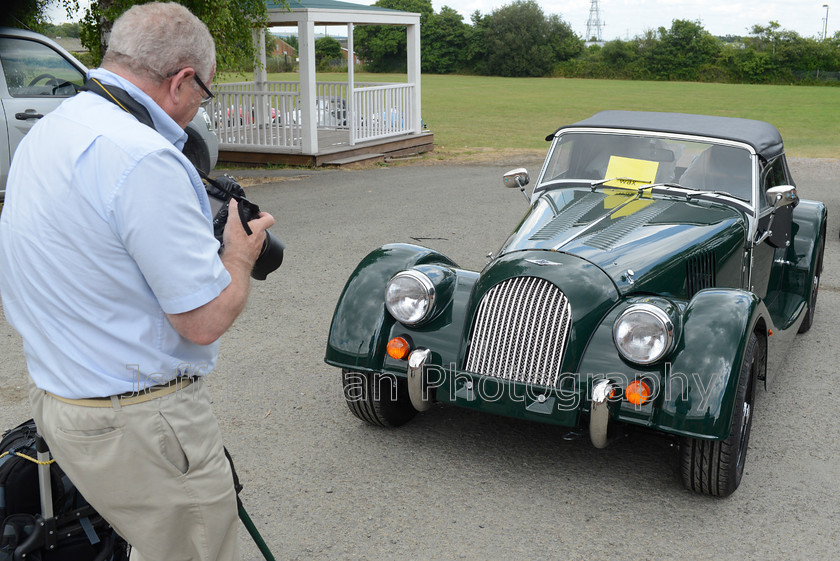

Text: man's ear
xmin=168 ymin=67 xmax=195 ymax=105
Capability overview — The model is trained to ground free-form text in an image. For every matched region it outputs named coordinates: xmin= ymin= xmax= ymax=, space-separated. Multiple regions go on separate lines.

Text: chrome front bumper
xmin=407 ymin=350 xmax=617 ymax=446
xmin=590 ymin=379 xmax=616 ymax=449
xmin=407 ymin=348 xmax=433 ymax=411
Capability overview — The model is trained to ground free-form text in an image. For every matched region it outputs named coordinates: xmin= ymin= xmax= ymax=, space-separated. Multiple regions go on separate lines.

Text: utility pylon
xmin=585 ymin=0 xmax=605 ymax=42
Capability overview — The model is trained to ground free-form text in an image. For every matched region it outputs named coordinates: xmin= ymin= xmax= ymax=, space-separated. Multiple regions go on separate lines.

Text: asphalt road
xmin=1 ymin=155 xmax=838 ymax=560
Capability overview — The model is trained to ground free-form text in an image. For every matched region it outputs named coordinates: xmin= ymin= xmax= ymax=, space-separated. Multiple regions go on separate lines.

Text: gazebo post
xmin=298 ymin=20 xmax=319 ymax=154
xmin=253 ymin=27 xmax=268 ymax=86
xmin=347 ymin=23 xmax=355 ymax=145
xmin=407 ymin=21 xmax=421 ymax=134
xmin=253 ymin=27 xmax=269 ymax=140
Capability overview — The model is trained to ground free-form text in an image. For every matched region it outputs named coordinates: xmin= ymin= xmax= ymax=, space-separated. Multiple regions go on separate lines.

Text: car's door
xmin=751 ymin=156 xmax=793 ymax=315
xmin=0 ymin=35 xmax=85 ymax=195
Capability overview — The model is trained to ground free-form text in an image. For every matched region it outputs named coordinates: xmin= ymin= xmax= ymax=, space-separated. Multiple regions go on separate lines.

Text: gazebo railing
xmin=211 ymin=82 xmax=302 ymax=149
xmin=315 ymin=82 xmax=351 ymax=130
xmin=351 ymin=83 xmax=414 ymax=144
xmin=210 ymin=81 xmax=415 ymax=150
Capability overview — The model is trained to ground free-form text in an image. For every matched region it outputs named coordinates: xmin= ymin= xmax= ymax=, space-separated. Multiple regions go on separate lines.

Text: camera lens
xmin=250 ymin=231 xmax=285 ymax=280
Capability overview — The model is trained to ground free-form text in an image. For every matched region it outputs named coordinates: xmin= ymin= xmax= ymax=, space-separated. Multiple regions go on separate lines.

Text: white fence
xmin=210 ymin=82 xmax=301 ymax=150
xmin=210 ymin=81 xmax=415 ymax=151
xmin=352 ymin=83 xmax=414 ymax=143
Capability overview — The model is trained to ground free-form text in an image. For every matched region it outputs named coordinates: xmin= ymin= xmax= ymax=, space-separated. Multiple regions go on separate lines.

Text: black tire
xmin=342 ymin=369 xmax=418 ymax=427
xmin=680 ymin=332 xmax=761 ymax=497
xmin=798 ymin=226 xmax=825 ymax=333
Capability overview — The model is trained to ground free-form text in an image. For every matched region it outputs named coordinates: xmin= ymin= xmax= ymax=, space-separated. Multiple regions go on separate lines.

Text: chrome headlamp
xmin=385 ymin=266 xmax=455 ymax=326
xmin=613 ymin=302 xmax=676 ymax=365
xmin=385 ymin=269 xmax=436 ymax=325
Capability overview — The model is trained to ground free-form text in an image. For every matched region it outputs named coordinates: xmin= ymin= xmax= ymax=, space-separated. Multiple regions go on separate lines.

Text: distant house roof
xmin=271 ymin=37 xmax=296 ymax=56
xmin=265 ymin=0 xmax=419 ymax=25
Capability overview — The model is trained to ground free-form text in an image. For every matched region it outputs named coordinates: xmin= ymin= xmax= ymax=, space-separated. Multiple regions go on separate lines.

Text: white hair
xmin=103 ymin=2 xmax=216 ymax=83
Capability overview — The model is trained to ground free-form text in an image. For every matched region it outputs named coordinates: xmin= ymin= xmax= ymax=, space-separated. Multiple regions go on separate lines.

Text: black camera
xmin=203 ymin=174 xmax=284 ymax=280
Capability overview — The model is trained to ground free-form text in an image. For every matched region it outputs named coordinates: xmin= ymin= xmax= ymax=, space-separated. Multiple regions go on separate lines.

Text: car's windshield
xmin=539 ymin=131 xmax=754 ymax=202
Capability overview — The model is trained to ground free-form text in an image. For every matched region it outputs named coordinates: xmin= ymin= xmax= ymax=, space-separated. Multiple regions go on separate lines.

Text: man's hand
xmin=221 ymin=198 xmax=276 ymax=276
xmin=166 ymin=198 xmax=276 ymax=346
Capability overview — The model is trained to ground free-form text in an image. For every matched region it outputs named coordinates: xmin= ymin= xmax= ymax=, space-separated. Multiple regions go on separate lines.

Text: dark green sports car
xmin=325 ymin=111 xmax=827 ymax=497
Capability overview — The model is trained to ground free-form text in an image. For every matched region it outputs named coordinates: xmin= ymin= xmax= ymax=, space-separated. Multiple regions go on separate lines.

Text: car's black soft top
xmin=549 ymin=110 xmax=784 ymax=161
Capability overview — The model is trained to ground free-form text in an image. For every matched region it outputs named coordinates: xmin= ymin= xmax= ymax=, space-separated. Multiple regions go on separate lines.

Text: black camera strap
xmin=82 ymin=77 xmax=156 ymax=131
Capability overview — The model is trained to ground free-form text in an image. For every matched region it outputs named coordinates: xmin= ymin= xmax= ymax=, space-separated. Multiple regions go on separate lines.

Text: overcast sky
xmin=48 ymin=0 xmax=835 ymax=40
xmin=430 ymin=0 xmax=833 ymax=40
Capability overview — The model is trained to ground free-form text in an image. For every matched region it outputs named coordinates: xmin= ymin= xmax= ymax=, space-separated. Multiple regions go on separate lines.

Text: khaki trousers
xmin=29 ymin=378 xmax=240 ymax=561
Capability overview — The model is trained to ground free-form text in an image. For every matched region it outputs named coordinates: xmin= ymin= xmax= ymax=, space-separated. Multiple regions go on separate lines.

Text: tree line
xmin=562 ymin=20 xmax=840 ymax=84
xmin=355 ymin=0 xmax=840 ymax=85
xmin=39 ymin=21 xmax=81 ymax=38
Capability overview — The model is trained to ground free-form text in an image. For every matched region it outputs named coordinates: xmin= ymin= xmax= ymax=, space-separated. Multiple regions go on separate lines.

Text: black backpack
xmin=0 ymin=419 xmax=129 ymax=561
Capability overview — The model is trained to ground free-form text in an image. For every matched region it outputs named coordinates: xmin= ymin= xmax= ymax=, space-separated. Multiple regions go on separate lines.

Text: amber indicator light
xmin=625 ymin=380 xmax=652 ymax=406
xmin=386 ymin=337 xmax=411 ymax=360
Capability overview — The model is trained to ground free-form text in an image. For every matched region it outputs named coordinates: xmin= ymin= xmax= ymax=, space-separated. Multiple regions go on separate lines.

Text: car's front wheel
xmin=342 ymin=369 xmax=418 ymax=427
xmin=679 ymin=332 xmax=761 ymax=497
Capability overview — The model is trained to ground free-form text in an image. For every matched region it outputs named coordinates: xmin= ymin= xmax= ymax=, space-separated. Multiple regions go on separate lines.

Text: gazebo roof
xmin=265 ymin=0 xmax=420 ymax=25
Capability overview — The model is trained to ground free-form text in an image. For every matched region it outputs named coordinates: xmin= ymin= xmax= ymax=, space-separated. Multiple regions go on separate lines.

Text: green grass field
xmin=226 ymin=72 xmax=840 ymax=158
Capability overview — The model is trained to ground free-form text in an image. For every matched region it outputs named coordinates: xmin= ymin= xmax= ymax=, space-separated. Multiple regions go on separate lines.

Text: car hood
xmin=498 ymin=189 xmax=747 ymax=297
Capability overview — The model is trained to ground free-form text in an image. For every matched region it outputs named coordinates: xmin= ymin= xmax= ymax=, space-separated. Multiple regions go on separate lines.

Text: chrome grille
xmin=464 ymin=277 xmax=572 ymax=387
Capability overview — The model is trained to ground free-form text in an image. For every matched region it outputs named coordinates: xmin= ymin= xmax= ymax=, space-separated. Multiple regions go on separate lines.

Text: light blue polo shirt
xmin=0 ymin=68 xmax=231 ymax=399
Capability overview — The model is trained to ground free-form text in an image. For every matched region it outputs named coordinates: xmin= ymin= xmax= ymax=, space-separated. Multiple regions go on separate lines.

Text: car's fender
xmin=789 ymin=200 xmax=828 ymax=300
xmin=325 ymin=243 xmax=457 ymax=370
xmin=578 ymin=288 xmax=764 ymax=440
xmin=656 ymin=288 xmax=764 ymax=439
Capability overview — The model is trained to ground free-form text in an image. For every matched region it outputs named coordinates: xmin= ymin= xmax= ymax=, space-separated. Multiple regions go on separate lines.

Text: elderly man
xmin=0 ymin=3 xmax=273 ymax=560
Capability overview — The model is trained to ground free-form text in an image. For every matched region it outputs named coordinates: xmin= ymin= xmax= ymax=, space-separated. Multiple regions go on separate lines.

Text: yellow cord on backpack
xmin=0 ymin=450 xmax=55 ymax=465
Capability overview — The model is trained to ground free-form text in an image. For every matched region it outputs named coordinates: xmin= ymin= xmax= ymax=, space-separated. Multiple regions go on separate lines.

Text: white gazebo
xmin=211 ymin=0 xmax=432 ymax=166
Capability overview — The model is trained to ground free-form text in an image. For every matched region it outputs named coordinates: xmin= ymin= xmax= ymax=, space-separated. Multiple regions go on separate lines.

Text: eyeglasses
xmin=193 ymin=73 xmax=214 ymax=105
xmin=165 ymin=67 xmax=214 ymax=105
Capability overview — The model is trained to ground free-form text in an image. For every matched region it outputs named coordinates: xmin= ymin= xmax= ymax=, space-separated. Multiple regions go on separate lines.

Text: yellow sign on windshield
xmin=601 ymin=156 xmax=659 ymax=217
xmin=603 ymin=156 xmax=659 ymax=188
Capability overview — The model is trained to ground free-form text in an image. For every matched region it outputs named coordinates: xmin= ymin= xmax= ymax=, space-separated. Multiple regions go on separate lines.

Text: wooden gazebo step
xmin=322 ymin=153 xmax=385 ymax=167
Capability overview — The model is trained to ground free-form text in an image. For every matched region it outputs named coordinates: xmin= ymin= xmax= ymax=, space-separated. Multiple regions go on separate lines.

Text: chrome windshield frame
xmin=537 ymin=127 xmax=760 ymax=233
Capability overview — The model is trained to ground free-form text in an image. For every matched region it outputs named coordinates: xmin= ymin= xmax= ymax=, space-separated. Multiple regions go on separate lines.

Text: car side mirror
xmin=503 ymin=168 xmax=529 ymax=189
xmin=504 ymin=168 xmax=530 ymax=203
xmin=765 ymin=185 xmax=798 ymax=209
xmin=755 ymin=185 xmax=798 ymax=248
